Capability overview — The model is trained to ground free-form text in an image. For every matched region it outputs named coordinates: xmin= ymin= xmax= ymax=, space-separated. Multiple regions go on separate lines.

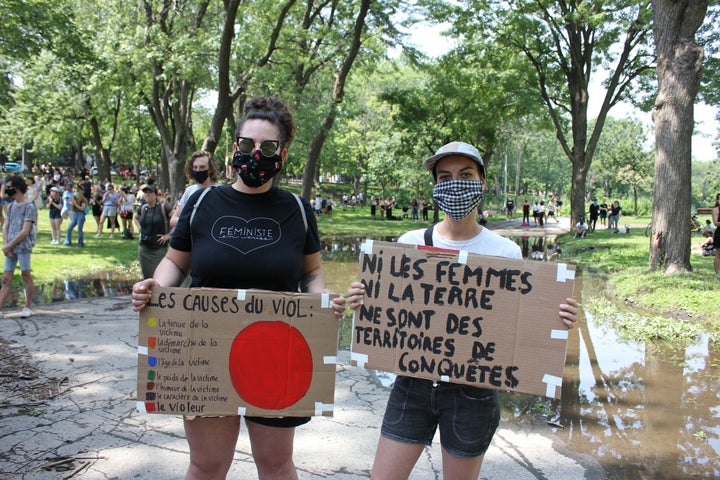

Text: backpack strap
xmin=424 ymin=224 xmax=435 ymax=246
xmin=293 ymin=193 xmax=308 ymax=233
xmin=189 ymin=185 xmax=217 ymax=227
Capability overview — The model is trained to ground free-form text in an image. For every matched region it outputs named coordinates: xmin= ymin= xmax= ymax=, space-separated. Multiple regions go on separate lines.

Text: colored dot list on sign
xmin=144 ymin=320 xmax=158 ymax=413
xmin=228 ymin=321 xmax=313 ymax=410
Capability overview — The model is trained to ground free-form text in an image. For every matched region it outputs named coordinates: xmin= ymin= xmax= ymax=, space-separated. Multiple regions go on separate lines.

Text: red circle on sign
xmin=228 ymin=321 xmax=313 ymax=410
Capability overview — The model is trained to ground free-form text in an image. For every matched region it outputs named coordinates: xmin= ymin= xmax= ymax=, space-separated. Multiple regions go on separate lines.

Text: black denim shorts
xmin=381 ymin=376 xmax=500 ymax=458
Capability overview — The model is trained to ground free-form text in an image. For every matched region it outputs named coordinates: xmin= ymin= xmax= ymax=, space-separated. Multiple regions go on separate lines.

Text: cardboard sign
xmin=350 ymin=240 xmax=576 ymax=399
xmin=137 ymin=287 xmax=339 ymax=417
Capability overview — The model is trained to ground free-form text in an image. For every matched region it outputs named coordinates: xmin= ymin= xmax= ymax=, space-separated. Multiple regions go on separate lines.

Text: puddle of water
xmin=1 ymin=272 xmax=135 ymax=308
xmin=556 ymin=296 xmax=720 ymax=479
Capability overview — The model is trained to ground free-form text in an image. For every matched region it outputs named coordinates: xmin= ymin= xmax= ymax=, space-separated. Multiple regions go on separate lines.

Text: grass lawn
xmin=29 ymin=211 xmax=141 ymax=284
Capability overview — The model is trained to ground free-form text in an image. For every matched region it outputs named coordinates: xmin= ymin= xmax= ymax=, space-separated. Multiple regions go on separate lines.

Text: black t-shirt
xmin=589 ymin=203 xmax=599 ymax=218
xmin=171 ymin=185 xmax=320 ymax=292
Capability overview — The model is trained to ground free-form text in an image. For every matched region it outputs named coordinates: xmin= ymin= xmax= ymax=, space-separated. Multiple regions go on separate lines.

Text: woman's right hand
xmin=346 ymin=281 xmax=366 ymax=311
xmin=131 ymin=278 xmax=157 ymax=311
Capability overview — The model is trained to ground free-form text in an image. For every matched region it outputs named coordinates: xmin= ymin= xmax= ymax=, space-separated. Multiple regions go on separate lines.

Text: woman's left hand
xmin=559 ymin=297 xmax=580 ymax=328
xmin=330 ymin=293 xmax=346 ymax=319
xmin=328 ymin=281 xmax=367 ymax=319
xmin=346 ymin=281 xmax=366 ymax=311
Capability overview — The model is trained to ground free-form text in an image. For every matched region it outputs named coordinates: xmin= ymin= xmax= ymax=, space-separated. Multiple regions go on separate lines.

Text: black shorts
xmin=245 ymin=416 xmax=310 ymax=428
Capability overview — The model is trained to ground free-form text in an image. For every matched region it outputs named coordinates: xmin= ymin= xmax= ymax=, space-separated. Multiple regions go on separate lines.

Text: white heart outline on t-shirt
xmin=210 ymin=216 xmax=281 ymax=254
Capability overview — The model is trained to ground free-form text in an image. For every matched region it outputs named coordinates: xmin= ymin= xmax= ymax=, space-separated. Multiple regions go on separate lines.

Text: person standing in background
xmin=64 ymin=183 xmax=88 ymax=247
xmin=598 ymin=200 xmax=609 ymax=227
xmin=60 ymin=182 xmax=73 ymax=221
xmin=713 ymin=193 xmax=720 ymax=278
xmin=0 ymin=176 xmax=37 ymax=319
xmin=25 ymin=177 xmax=40 ymax=211
xmin=169 ymin=150 xmax=219 ymax=230
xmin=98 ymin=184 xmax=119 ymax=238
xmin=46 ymin=187 xmax=63 ymax=244
xmin=135 ymin=183 xmax=173 ymax=279
xmin=588 ymin=200 xmax=599 ymax=232
xmin=118 ymin=186 xmax=136 ymax=240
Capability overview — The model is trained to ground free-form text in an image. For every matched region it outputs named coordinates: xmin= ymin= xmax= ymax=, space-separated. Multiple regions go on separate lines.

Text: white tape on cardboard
xmin=351 ymin=351 xmax=369 ymax=367
xmin=556 ymin=264 xmax=575 ymax=282
xmin=551 ymin=329 xmax=569 ymax=340
xmin=542 ymin=374 xmax=563 ymax=397
xmin=457 ymin=250 xmax=468 ymax=265
xmin=360 ymin=239 xmax=374 ymax=255
xmin=236 ymin=289 xmax=247 ymax=300
xmin=315 ymin=401 xmax=334 ymax=415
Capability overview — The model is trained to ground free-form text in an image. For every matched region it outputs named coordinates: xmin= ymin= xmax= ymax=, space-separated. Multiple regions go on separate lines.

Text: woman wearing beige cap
xmin=349 ymin=141 xmax=579 ymax=480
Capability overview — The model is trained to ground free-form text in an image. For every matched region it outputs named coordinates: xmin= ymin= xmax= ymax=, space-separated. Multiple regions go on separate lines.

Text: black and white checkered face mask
xmin=433 ymin=180 xmax=484 ymax=220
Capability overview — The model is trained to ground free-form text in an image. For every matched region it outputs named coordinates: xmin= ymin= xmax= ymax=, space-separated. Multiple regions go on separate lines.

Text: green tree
xmin=589 ymin=117 xmax=654 ymax=214
xmin=429 ymin=0 xmax=654 ymax=224
xmin=649 ymin=0 xmax=708 ymax=273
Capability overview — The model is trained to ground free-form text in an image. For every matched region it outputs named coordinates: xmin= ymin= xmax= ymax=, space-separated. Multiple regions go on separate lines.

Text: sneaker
xmin=108 ymin=234 xmax=114 ymax=239
xmin=20 ymin=308 xmax=32 ymax=318
xmin=95 ymin=233 xmax=102 ymax=238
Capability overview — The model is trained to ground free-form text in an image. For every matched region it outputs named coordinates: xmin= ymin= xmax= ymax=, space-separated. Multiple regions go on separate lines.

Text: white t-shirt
xmin=177 ymin=183 xmax=217 ymax=215
xmin=398 ymin=226 xmax=522 ymax=260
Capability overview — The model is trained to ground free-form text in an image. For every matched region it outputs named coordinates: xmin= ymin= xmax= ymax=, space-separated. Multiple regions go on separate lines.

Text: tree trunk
xmin=201 ymin=0 xmax=240 ymax=156
xmin=649 ymin=0 xmax=707 ymax=273
xmin=569 ymin=157 xmax=589 ymax=224
xmin=300 ymin=0 xmax=371 ymax=201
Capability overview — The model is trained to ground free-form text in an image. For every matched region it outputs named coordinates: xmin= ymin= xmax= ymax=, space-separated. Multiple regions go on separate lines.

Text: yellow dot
xmin=147 ymin=317 xmax=157 ymax=327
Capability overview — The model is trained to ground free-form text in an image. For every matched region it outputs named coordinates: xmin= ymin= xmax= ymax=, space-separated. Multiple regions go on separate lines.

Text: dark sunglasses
xmin=236 ymin=137 xmax=280 ymax=157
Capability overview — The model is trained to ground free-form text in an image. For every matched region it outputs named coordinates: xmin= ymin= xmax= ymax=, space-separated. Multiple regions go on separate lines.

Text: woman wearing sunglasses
xmin=131 ymin=96 xmax=346 ymax=479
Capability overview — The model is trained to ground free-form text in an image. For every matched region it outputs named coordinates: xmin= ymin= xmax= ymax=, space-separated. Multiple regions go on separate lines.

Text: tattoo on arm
xmin=301 ymin=273 xmax=318 ymax=293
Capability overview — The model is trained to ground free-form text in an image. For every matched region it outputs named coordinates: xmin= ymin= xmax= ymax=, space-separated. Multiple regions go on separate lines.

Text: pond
xmin=15 ymin=234 xmax=720 ymax=479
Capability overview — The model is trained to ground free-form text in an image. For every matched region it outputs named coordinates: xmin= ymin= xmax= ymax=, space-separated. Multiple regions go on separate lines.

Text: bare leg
xmin=20 ymin=270 xmax=33 ymax=308
xmin=0 ymin=270 xmax=13 ymax=312
xmin=245 ymin=420 xmax=298 ymax=480
xmin=183 ymin=416 xmax=241 ymax=480
xmin=371 ymin=436 xmax=425 ymax=480
xmin=441 ymin=448 xmax=485 ymax=480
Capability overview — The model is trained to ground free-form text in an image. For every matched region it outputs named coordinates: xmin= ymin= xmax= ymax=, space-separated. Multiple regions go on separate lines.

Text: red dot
xmin=228 ymin=321 xmax=313 ymax=410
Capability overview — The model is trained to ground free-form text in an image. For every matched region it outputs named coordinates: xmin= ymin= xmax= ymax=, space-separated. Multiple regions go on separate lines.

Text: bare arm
xmin=301 ymin=252 xmax=347 ymax=319
xmin=169 ymin=202 xmax=183 ymax=229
